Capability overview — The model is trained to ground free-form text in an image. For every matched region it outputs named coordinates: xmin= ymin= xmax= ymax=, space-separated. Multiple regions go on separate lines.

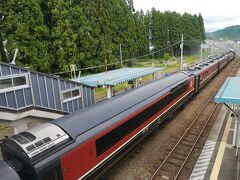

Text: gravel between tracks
xmin=105 ymin=59 xmax=240 ymax=180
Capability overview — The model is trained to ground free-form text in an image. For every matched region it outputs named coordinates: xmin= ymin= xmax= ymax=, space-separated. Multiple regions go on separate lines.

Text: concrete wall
xmin=0 ymin=112 xmax=63 ymax=134
xmin=0 ymin=117 xmax=49 ymax=134
xmin=0 ymin=126 xmax=14 ymax=139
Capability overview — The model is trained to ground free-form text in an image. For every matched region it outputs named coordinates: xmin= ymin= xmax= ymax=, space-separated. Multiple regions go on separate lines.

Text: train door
xmin=217 ymin=61 xmax=220 ymax=72
xmin=195 ymin=75 xmax=200 ymax=92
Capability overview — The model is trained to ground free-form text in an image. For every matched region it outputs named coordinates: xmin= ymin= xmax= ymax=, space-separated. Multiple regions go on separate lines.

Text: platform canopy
xmin=74 ymin=67 xmax=165 ymax=87
xmin=215 ymin=77 xmax=240 ymax=104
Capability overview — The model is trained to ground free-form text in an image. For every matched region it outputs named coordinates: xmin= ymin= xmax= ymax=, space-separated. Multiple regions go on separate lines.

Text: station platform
xmin=190 ymin=73 xmax=240 ymax=179
xmin=190 ymin=106 xmax=237 ymax=180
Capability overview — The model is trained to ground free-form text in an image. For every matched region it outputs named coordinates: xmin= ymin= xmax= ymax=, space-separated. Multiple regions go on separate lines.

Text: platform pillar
xmin=233 ymin=117 xmax=238 ymax=147
xmin=107 ymin=86 xmax=113 ymax=99
xmin=133 ymin=79 xmax=138 ymax=88
xmin=152 ymin=73 xmax=156 ymax=80
xmin=237 ymin=117 xmax=240 ymax=157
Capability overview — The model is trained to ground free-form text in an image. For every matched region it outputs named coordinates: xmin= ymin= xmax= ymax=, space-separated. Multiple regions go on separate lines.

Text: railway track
xmin=149 ymin=59 xmax=240 ymax=180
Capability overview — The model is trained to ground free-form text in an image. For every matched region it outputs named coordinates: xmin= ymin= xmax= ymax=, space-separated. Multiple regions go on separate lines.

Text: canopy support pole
xmin=107 ymin=86 xmax=113 ymax=99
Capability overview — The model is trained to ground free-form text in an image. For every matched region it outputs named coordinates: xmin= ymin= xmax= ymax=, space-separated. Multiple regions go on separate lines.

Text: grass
xmin=95 ymin=52 xmax=210 ymax=100
xmin=95 ymin=88 xmax=107 ymax=102
xmin=95 ymin=82 xmax=132 ymax=101
xmin=95 ymin=75 xmax=155 ymax=101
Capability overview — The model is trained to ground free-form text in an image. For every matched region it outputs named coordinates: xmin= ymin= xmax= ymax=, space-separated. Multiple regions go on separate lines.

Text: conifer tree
xmin=151 ymin=9 xmax=168 ymax=54
xmin=127 ymin=0 xmax=135 ymax=12
xmin=1 ymin=0 xmax=50 ymax=72
xmin=198 ymin=13 xmax=206 ymax=42
xmin=0 ymin=0 xmax=207 ymax=74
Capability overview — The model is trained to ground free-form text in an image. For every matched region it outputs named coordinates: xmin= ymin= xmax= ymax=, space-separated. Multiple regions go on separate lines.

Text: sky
xmin=134 ymin=0 xmax=240 ymax=32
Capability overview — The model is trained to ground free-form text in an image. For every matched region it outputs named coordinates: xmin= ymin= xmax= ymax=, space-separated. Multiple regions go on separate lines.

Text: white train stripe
xmin=79 ymin=88 xmax=195 ymax=179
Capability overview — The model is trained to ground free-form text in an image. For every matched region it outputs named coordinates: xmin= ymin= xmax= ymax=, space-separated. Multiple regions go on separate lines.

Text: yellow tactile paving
xmin=210 ymin=114 xmax=232 ymax=180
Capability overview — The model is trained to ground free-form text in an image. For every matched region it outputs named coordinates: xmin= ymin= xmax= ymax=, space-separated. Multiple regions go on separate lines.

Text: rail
xmin=149 ymin=59 xmax=240 ymax=180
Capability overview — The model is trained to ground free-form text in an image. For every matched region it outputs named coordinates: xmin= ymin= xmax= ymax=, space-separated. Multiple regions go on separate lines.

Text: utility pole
xmin=168 ymin=29 xmax=170 ymax=55
xmin=120 ymin=44 xmax=123 ymax=66
xmin=180 ymin=34 xmax=184 ymax=70
xmin=152 ymin=51 xmax=154 ymax=67
xmin=200 ymin=43 xmax=203 ymax=62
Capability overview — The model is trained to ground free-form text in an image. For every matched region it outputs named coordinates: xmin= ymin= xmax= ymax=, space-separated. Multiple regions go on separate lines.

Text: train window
xmin=96 ymin=81 xmax=189 ymax=156
xmin=42 ymin=166 xmax=61 ymax=180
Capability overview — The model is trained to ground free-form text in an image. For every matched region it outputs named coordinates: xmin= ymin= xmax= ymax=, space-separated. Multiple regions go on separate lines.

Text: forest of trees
xmin=0 ymin=0 xmax=205 ymax=74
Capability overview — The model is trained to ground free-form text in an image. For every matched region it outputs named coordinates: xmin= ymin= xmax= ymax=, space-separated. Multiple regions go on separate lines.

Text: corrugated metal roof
xmin=73 ymin=68 xmax=165 ymax=87
xmin=215 ymin=77 xmax=240 ymax=104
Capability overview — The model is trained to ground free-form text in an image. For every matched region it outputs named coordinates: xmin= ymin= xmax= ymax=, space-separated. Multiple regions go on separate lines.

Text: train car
xmin=218 ymin=50 xmax=235 ymax=70
xmin=0 ymin=50 xmax=235 ymax=180
xmin=187 ymin=58 xmax=219 ymax=92
xmin=226 ymin=50 xmax=236 ymax=63
xmin=1 ymin=72 xmax=195 ymax=180
xmin=188 ymin=50 xmax=235 ymax=92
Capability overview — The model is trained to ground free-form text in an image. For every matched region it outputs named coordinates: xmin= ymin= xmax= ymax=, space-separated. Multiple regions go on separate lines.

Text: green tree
xmin=135 ymin=10 xmax=150 ymax=56
xmin=198 ymin=13 xmax=206 ymax=42
xmin=151 ymin=9 xmax=168 ymax=55
xmin=0 ymin=32 xmax=7 ymax=62
xmin=127 ymin=0 xmax=135 ymax=12
xmin=109 ymin=0 xmax=138 ymax=63
xmin=47 ymin=0 xmax=78 ymax=72
xmin=0 ymin=0 xmax=207 ymax=74
xmin=0 ymin=14 xmax=7 ymax=62
xmin=165 ymin=11 xmax=182 ymax=56
xmin=1 ymin=0 xmax=51 ymax=72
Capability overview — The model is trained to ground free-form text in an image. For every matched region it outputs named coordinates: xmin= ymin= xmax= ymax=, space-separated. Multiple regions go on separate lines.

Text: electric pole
xmin=180 ymin=34 xmax=184 ymax=70
xmin=120 ymin=44 xmax=123 ymax=66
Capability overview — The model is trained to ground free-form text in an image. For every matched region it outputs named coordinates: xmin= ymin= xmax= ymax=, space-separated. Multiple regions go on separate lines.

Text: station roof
xmin=215 ymin=77 xmax=240 ymax=104
xmin=73 ymin=67 xmax=165 ymax=87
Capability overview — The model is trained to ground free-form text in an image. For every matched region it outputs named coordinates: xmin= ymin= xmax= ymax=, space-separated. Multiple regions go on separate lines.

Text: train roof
xmin=186 ymin=52 xmax=230 ymax=75
xmin=51 ymin=72 xmax=190 ymax=140
xmin=1 ymin=71 xmax=190 ymax=165
xmin=186 ymin=60 xmax=218 ymax=75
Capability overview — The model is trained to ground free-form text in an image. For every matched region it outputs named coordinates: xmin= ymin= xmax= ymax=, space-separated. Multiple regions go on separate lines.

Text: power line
xmin=52 ymin=41 xmax=181 ymax=75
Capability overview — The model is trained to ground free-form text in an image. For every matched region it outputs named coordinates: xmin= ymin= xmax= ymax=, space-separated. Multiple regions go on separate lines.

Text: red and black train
xmin=0 ymin=50 xmax=235 ymax=180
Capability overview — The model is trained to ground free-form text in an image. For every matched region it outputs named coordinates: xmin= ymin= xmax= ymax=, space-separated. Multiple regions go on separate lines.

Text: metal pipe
xmin=224 ymin=103 xmax=239 ymax=119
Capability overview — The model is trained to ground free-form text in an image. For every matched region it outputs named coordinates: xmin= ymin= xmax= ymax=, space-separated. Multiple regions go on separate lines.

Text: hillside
xmin=206 ymin=25 xmax=240 ymax=40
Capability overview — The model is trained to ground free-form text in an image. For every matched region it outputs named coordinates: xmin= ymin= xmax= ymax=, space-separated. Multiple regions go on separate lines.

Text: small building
xmin=0 ymin=62 xmax=95 ymax=133
xmin=74 ymin=67 xmax=165 ymax=99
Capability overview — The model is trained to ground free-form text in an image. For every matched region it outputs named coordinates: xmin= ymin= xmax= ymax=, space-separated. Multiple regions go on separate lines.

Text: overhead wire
xmin=51 ymin=40 xmax=181 ymax=75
